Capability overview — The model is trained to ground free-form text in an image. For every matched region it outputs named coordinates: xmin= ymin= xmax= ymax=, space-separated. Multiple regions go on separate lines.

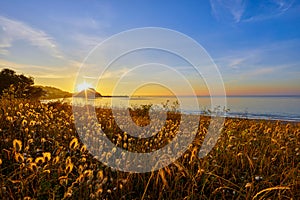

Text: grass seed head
xmin=42 ymin=152 xmax=51 ymax=162
xmin=13 ymin=139 xmax=22 ymax=152
xmin=29 ymin=163 xmax=38 ymax=172
xmin=80 ymin=144 xmax=87 ymax=153
xmin=14 ymin=152 xmax=24 ymax=163
xmin=35 ymin=157 xmax=45 ymax=165
xmin=97 ymin=170 xmax=104 ymax=181
xmin=53 ymin=156 xmax=60 ymax=164
xmin=65 ymin=162 xmax=74 ymax=174
xmin=69 ymin=137 xmax=79 ymax=150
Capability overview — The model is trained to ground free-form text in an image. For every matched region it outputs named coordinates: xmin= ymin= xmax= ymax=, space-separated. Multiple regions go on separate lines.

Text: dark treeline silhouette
xmin=0 ymin=68 xmax=44 ymax=99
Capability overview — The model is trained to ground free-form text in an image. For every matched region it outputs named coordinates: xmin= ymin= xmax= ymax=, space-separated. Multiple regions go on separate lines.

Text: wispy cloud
xmin=101 ymin=67 xmax=132 ymax=79
xmin=69 ymin=33 xmax=106 ymax=54
xmin=243 ymin=0 xmax=295 ymax=22
xmin=78 ymin=67 xmax=132 ymax=81
xmin=241 ymin=67 xmax=276 ymax=78
xmin=216 ymin=39 xmax=300 ymax=68
xmin=213 ymin=38 xmax=300 ymax=88
xmin=227 ymin=57 xmax=248 ymax=69
xmin=215 ymin=52 xmax=257 ymax=72
xmin=210 ymin=0 xmax=246 ymax=23
xmin=0 ymin=58 xmax=78 ymax=79
xmin=273 ymin=0 xmax=294 ymax=12
xmin=0 ymin=15 xmax=63 ymax=58
xmin=210 ymin=0 xmax=295 ymax=23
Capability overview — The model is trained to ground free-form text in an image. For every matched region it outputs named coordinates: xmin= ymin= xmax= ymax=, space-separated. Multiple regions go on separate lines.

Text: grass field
xmin=0 ymin=98 xmax=299 ymax=199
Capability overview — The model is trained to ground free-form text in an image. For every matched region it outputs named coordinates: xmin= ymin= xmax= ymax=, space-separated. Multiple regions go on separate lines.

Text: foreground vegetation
xmin=0 ymin=98 xmax=299 ymax=199
xmin=0 ymin=68 xmax=72 ymax=100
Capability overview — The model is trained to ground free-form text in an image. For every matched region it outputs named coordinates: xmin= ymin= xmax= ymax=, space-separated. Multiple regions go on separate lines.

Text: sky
xmin=0 ymin=0 xmax=299 ymax=96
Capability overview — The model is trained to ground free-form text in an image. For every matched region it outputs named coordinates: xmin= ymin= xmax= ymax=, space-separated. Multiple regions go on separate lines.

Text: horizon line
xmin=129 ymin=94 xmax=300 ymax=98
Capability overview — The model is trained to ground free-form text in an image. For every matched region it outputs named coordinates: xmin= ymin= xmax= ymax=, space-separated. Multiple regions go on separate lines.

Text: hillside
xmin=36 ymin=86 xmax=72 ymax=99
xmin=73 ymin=88 xmax=102 ymax=98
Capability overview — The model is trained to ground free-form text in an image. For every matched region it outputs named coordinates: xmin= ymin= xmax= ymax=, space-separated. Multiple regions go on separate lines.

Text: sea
xmin=63 ymin=96 xmax=300 ymax=122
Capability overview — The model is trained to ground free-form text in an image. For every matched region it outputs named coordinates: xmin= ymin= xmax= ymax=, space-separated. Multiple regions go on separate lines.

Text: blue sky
xmin=0 ymin=0 xmax=299 ymax=95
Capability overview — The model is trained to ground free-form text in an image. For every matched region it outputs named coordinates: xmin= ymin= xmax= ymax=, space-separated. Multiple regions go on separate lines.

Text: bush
xmin=0 ymin=68 xmax=45 ymax=99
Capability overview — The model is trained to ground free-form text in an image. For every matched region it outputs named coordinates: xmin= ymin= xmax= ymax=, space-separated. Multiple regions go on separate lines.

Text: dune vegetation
xmin=0 ymin=98 xmax=299 ymax=199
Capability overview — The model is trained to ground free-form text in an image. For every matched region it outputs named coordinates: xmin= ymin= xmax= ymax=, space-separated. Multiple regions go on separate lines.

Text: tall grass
xmin=0 ymin=98 xmax=299 ymax=199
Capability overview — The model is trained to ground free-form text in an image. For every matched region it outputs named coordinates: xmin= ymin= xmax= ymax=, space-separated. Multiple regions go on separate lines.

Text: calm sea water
xmin=67 ymin=96 xmax=300 ymax=122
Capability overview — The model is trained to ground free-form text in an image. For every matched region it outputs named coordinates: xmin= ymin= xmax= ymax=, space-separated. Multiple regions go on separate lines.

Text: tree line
xmin=0 ymin=68 xmax=44 ymax=99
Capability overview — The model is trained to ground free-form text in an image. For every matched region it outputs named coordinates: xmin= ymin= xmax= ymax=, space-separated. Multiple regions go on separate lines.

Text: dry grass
xmin=0 ymin=98 xmax=299 ymax=199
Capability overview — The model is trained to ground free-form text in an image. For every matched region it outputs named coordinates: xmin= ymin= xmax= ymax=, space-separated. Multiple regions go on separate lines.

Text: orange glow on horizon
xmin=34 ymin=77 xmax=300 ymax=97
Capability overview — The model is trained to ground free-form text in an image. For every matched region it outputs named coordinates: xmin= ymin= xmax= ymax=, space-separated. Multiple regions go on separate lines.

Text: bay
xmin=62 ymin=95 xmax=300 ymax=122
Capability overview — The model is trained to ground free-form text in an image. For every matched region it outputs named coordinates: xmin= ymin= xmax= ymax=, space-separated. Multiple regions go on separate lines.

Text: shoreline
xmin=71 ymin=103 xmax=300 ymax=124
xmin=43 ymin=95 xmax=300 ymax=122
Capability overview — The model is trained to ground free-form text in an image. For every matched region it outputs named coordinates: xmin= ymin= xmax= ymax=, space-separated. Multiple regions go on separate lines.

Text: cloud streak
xmin=0 ymin=58 xmax=78 ymax=79
xmin=243 ymin=0 xmax=295 ymax=22
xmin=210 ymin=0 xmax=295 ymax=23
xmin=0 ymin=15 xmax=63 ymax=58
xmin=210 ymin=0 xmax=246 ymax=23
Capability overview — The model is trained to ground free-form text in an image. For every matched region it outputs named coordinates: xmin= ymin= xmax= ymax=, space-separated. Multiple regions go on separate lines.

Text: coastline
xmin=67 ymin=95 xmax=300 ymax=122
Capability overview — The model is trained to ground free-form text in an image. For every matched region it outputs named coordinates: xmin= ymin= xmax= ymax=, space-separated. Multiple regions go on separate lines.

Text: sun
xmin=77 ymin=82 xmax=92 ymax=91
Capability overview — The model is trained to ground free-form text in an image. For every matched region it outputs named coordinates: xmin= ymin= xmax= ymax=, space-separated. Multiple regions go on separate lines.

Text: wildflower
xmin=76 ymin=174 xmax=84 ymax=183
xmin=96 ymin=188 xmax=103 ymax=196
xmin=28 ymin=139 xmax=34 ymax=144
xmin=42 ymin=152 xmax=51 ymax=162
xmin=29 ymin=120 xmax=36 ymax=126
xmin=13 ymin=139 xmax=22 ymax=152
xmin=83 ymin=169 xmax=93 ymax=178
xmin=80 ymin=145 xmax=87 ymax=153
xmin=245 ymin=183 xmax=252 ymax=188
xmin=69 ymin=138 xmax=79 ymax=150
xmin=26 ymin=157 xmax=33 ymax=163
xmin=59 ymin=176 xmax=68 ymax=185
xmin=14 ymin=152 xmax=24 ymax=163
xmin=66 ymin=156 xmax=72 ymax=165
xmin=21 ymin=119 xmax=28 ymax=127
xmin=18 ymin=103 xmax=23 ymax=109
xmin=65 ymin=162 xmax=74 ymax=174
xmin=29 ymin=163 xmax=38 ymax=172
xmin=6 ymin=116 xmax=13 ymax=123
xmin=78 ymin=165 xmax=84 ymax=174
xmin=35 ymin=157 xmax=45 ymax=165
xmin=53 ymin=156 xmax=60 ymax=164
xmin=97 ymin=170 xmax=104 ymax=181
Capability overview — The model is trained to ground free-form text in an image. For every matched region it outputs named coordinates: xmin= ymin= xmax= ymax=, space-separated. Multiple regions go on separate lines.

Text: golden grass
xmin=0 ymin=98 xmax=299 ymax=199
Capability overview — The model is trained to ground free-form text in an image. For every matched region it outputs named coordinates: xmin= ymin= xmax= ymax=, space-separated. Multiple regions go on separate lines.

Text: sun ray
xmin=77 ymin=81 xmax=92 ymax=91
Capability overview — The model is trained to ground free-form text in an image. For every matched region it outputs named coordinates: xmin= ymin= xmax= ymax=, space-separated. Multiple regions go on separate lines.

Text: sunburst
xmin=77 ymin=82 xmax=92 ymax=91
